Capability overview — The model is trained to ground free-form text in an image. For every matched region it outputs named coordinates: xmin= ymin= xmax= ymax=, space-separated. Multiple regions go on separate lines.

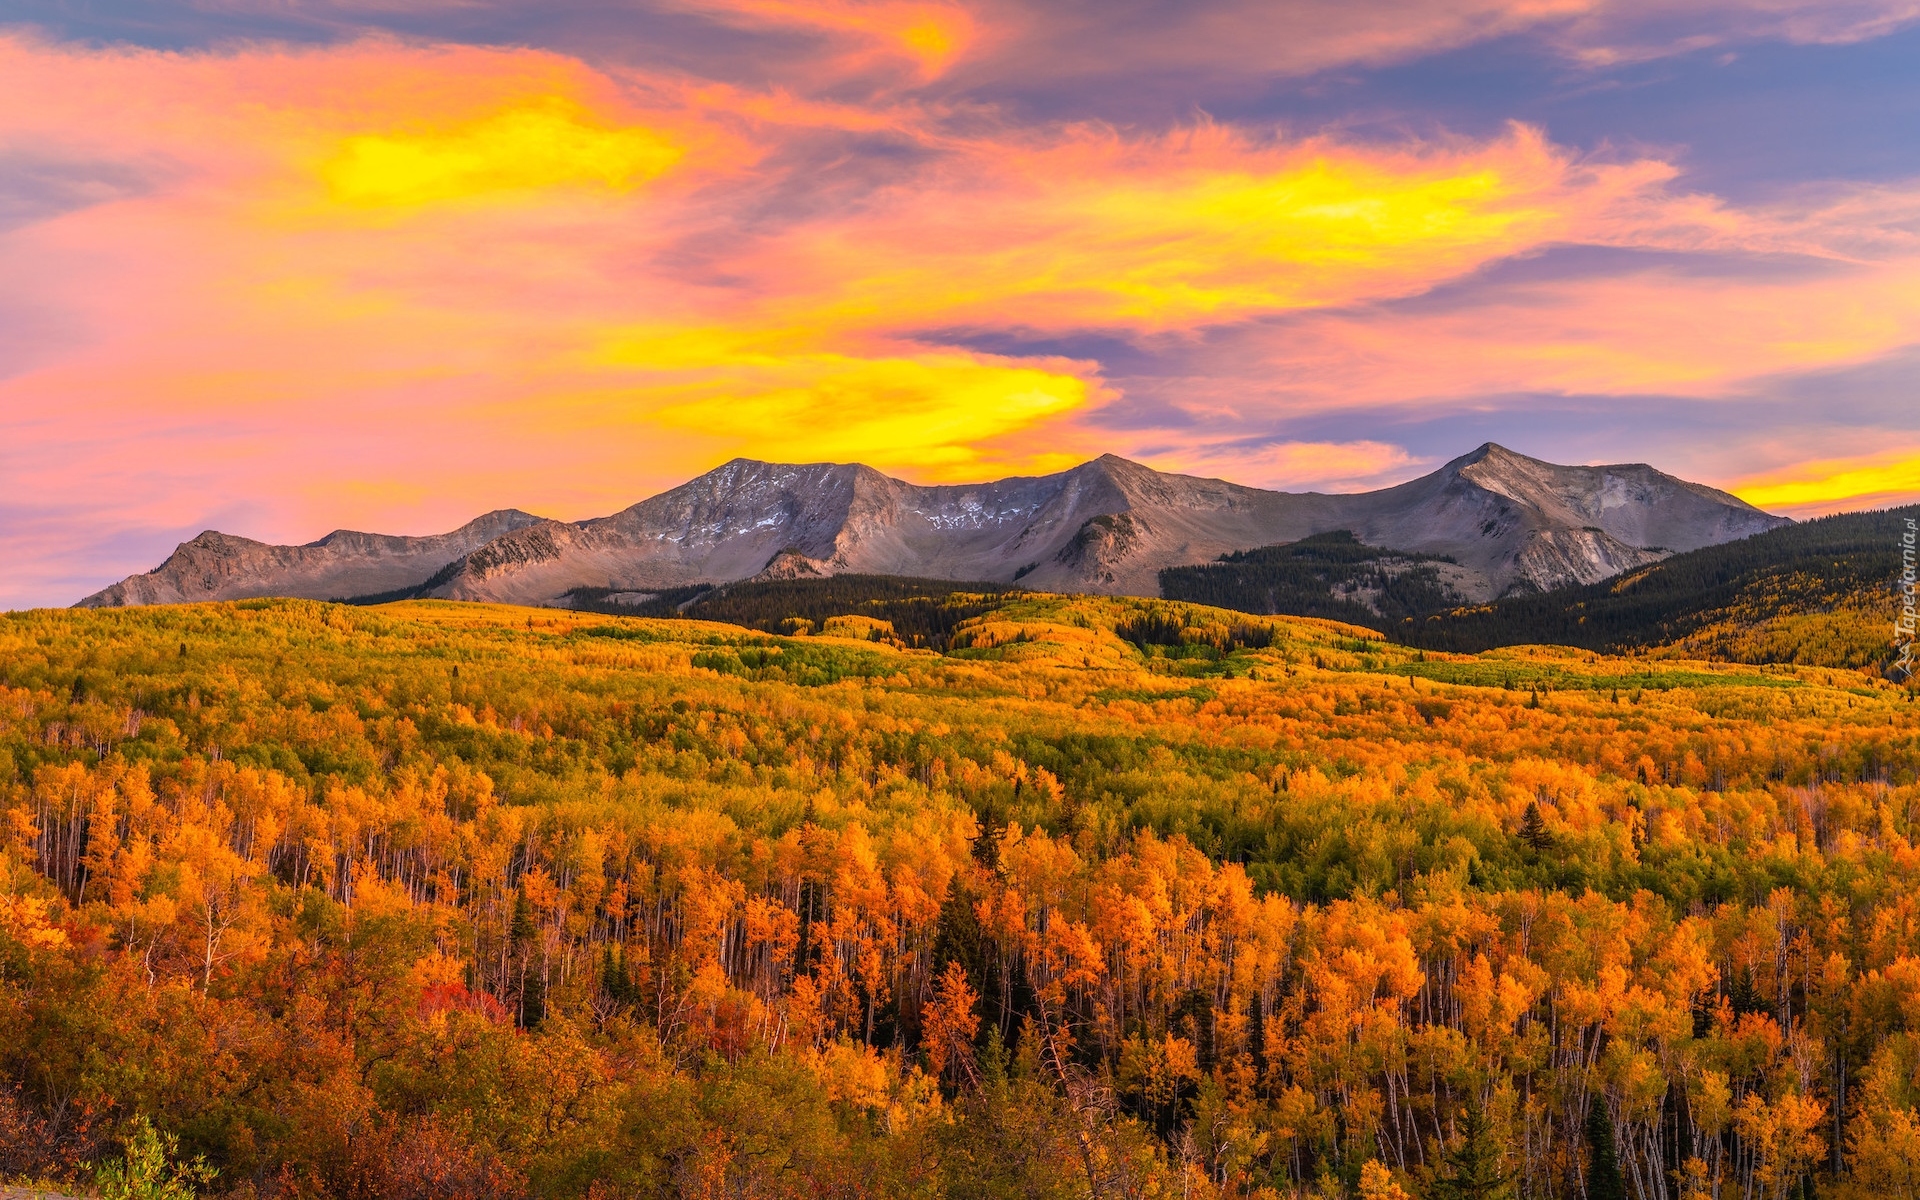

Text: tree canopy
xmin=0 ymin=594 xmax=1915 ymax=1199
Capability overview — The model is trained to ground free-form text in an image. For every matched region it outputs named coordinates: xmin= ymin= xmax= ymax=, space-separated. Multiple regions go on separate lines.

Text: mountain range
xmin=76 ymin=444 xmax=1790 ymax=609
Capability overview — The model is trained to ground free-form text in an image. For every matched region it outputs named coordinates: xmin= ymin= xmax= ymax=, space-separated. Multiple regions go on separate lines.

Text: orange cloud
xmin=596 ymin=332 xmax=1106 ymax=477
xmin=1202 ymin=254 xmax=1920 ymax=413
xmin=679 ymin=0 xmax=980 ymax=78
xmin=4 ymin=26 xmax=1920 ymax=608
xmin=702 ymin=124 xmax=1682 ymax=337
xmin=1732 ymin=450 xmax=1920 ymax=516
xmin=1 ymin=32 xmax=1909 ymax=442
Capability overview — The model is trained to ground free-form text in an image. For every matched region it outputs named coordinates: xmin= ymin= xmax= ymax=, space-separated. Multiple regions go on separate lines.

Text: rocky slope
xmin=1305 ymin=443 xmax=1790 ymax=597
xmin=76 ymin=445 xmax=1789 ymax=608
xmin=78 ymin=510 xmax=544 ymax=607
xmin=1405 ymin=502 xmax=1918 ymax=665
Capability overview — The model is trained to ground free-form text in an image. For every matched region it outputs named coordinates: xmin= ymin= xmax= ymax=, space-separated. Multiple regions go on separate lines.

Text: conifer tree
xmin=1585 ymin=1097 xmax=1626 ymax=1200
xmin=510 ymin=888 xmax=537 ymax=948
xmin=511 ymin=889 xmax=544 ymax=1029
xmin=1435 ymin=1097 xmax=1510 ymax=1200
xmin=1519 ymin=801 xmax=1553 ymax=851
xmin=520 ymin=965 xmax=546 ymax=1030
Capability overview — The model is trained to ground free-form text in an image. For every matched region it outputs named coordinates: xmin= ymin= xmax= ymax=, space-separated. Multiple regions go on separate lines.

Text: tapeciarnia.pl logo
xmin=1897 ymin=516 xmax=1917 ymax=680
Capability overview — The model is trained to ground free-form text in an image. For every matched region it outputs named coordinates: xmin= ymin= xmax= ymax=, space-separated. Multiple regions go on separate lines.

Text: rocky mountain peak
xmin=77 ymin=447 xmax=1791 ymax=610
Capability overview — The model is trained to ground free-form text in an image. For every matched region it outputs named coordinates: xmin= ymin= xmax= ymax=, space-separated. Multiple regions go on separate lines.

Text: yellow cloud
xmin=320 ymin=97 xmax=683 ymax=208
xmin=775 ymin=126 xmax=1615 ymax=334
xmin=671 ymin=0 xmax=975 ymax=77
xmin=1734 ymin=451 xmax=1920 ymax=514
xmin=1073 ymin=161 xmax=1538 ymax=317
xmin=609 ymin=336 xmax=1099 ymax=477
xmin=898 ymin=17 xmax=960 ymax=67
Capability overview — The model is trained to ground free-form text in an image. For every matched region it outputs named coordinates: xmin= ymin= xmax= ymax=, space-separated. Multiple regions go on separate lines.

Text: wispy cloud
xmin=3 ymin=0 xmax=1920 ymax=605
xmin=1127 ymin=438 xmax=1427 ymax=492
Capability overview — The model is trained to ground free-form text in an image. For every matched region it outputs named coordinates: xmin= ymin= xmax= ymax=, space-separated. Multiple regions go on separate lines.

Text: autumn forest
xmin=3 ymin=593 xmax=1919 ymax=1200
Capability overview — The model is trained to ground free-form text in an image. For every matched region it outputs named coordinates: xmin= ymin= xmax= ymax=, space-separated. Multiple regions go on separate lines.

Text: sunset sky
xmin=4 ymin=0 xmax=1920 ymax=608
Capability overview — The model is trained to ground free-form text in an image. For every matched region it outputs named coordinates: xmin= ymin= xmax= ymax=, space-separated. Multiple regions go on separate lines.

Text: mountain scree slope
xmin=76 ymin=444 xmax=1786 ymax=609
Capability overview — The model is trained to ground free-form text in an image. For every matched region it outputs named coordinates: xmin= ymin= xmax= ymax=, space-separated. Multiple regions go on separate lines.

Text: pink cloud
xmin=2 ymin=23 xmax=1919 ymax=606
xmin=944 ymin=0 xmax=1920 ymax=88
xmin=1126 ymin=439 xmax=1428 ymax=493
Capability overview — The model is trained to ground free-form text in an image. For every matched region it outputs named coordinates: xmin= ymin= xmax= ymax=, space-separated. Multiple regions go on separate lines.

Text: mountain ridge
xmin=1401 ymin=502 xmax=1918 ymax=671
xmin=75 ymin=444 xmax=1790 ymax=609
xmin=81 ymin=509 xmax=545 ymax=608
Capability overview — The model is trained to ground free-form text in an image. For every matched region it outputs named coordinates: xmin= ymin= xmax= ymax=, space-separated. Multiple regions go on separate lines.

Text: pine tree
xmin=601 ymin=944 xmax=636 ymax=1010
xmin=510 ymin=888 xmax=537 ymax=948
xmin=1435 ymin=1097 xmax=1510 ymax=1200
xmin=1585 ymin=1097 xmax=1626 ymax=1200
xmin=1519 ymin=801 xmax=1553 ymax=852
xmin=511 ymin=888 xmax=544 ymax=1029
xmin=520 ymin=966 xmax=546 ymax=1030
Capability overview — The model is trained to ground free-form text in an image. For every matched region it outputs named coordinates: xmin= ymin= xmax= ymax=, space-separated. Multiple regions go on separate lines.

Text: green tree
xmin=1585 ymin=1098 xmax=1625 ymax=1200
xmin=1519 ymin=801 xmax=1553 ymax=852
xmin=511 ymin=888 xmax=545 ymax=1029
xmin=1434 ymin=1097 xmax=1510 ymax=1200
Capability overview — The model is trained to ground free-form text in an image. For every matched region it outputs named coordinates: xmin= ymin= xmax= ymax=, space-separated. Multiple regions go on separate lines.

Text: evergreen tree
xmin=1519 ymin=801 xmax=1553 ymax=852
xmin=519 ymin=966 xmax=546 ymax=1030
xmin=601 ymin=944 xmax=636 ymax=1010
xmin=1435 ymin=1097 xmax=1510 ymax=1200
xmin=510 ymin=889 xmax=537 ymax=948
xmin=1585 ymin=1097 xmax=1626 ymax=1200
xmin=511 ymin=889 xmax=545 ymax=1029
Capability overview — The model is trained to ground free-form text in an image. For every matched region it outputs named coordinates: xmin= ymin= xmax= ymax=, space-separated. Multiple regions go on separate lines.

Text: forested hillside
xmin=1404 ymin=506 xmax=1918 ymax=666
xmin=1155 ymin=507 xmax=1915 ymax=672
xmin=560 ymin=575 xmax=1023 ymax=650
xmin=1158 ymin=532 xmax=1464 ymax=628
xmin=1 ymin=596 xmax=1918 ymax=1200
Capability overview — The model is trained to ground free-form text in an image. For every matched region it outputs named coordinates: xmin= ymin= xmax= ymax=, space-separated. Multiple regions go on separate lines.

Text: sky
xmin=4 ymin=0 xmax=1920 ymax=608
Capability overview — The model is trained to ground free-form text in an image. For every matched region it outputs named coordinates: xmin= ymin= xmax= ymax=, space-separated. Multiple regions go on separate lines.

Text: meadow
xmin=1 ymin=594 xmax=1917 ymax=1200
